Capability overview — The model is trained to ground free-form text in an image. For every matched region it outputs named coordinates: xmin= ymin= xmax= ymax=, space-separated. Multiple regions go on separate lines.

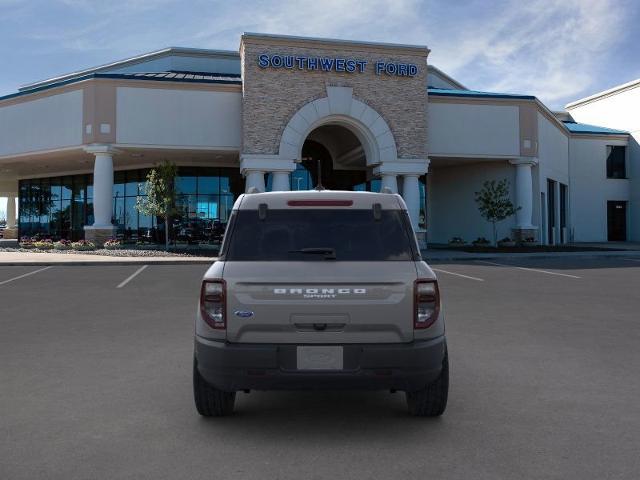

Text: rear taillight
xmin=414 ymin=279 xmax=440 ymax=329
xmin=200 ymin=279 xmax=226 ymax=330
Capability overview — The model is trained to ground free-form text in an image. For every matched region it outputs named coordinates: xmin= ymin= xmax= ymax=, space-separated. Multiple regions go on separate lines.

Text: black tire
xmin=193 ymin=359 xmax=236 ymax=417
xmin=406 ymin=349 xmax=449 ymax=417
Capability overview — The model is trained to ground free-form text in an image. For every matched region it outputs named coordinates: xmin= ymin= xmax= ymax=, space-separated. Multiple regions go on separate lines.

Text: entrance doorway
xmin=547 ymin=179 xmax=556 ymax=244
xmin=298 ymin=124 xmax=369 ymax=191
xmin=560 ymin=183 xmax=568 ymax=243
xmin=607 ymin=201 xmax=627 ymax=241
xmin=540 ymin=192 xmax=547 ymax=245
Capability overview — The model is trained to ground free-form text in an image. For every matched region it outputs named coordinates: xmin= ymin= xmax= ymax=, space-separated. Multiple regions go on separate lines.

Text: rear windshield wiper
xmin=288 ymin=247 xmax=337 ymax=260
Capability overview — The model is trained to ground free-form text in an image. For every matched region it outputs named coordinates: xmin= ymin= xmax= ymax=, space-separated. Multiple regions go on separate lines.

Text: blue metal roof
xmin=0 ymin=71 xmax=242 ymax=102
xmin=428 ymin=87 xmax=535 ymax=100
xmin=562 ymin=121 xmax=628 ymax=135
xmin=117 ymin=71 xmax=241 ymax=82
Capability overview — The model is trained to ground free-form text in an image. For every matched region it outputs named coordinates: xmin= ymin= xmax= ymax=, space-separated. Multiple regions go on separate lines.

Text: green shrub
xmin=71 ymin=240 xmax=96 ymax=251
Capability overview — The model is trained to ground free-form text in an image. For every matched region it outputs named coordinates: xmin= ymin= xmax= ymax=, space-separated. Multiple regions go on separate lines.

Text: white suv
xmin=193 ymin=190 xmax=448 ymax=416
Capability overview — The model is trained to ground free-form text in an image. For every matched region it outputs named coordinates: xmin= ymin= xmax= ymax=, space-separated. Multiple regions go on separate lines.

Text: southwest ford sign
xmin=257 ymin=54 xmax=418 ymax=77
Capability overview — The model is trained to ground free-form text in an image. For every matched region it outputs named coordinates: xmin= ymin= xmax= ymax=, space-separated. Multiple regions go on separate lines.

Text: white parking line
xmin=431 ymin=268 xmax=484 ymax=282
xmin=117 ymin=265 xmax=148 ymax=289
xmin=475 ymin=260 xmax=581 ymax=279
xmin=0 ymin=266 xmax=52 ymax=286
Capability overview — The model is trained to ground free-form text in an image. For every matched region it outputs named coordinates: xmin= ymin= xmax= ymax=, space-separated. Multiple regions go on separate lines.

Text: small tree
xmin=474 ymin=179 xmax=519 ymax=246
xmin=136 ymin=161 xmax=178 ymax=251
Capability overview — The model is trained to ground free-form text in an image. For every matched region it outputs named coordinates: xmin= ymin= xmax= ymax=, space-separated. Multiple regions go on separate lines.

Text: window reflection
xmin=17 ymin=167 xmax=242 ymax=246
xmin=291 ymin=164 xmax=312 ymax=190
xmin=419 ymin=175 xmax=427 ymax=231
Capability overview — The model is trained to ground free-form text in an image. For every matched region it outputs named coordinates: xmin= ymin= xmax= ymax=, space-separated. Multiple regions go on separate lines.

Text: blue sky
xmin=1 ymin=0 xmax=639 ymax=218
xmin=1 ymin=0 xmax=639 ymax=108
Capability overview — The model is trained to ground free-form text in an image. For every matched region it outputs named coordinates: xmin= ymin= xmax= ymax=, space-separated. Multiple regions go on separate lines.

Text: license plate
xmin=296 ymin=346 xmax=343 ymax=370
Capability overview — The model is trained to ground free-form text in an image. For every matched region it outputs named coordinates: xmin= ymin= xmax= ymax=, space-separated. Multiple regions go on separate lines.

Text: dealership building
xmin=0 ymin=33 xmax=637 ymax=247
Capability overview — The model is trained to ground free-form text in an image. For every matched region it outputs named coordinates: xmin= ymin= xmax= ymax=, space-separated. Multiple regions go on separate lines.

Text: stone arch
xmin=278 ymin=86 xmax=398 ymax=166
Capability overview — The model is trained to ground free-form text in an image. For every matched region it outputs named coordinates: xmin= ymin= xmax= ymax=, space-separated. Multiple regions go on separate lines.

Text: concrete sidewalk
xmin=0 ymin=251 xmax=215 ymax=266
xmin=3 ymin=248 xmax=640 ymax=266
xmin=422 ymin=248 xmax=640 ymax=261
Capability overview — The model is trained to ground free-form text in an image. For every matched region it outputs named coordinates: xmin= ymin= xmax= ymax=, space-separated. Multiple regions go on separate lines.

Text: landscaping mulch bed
xmin=0 ymin=247 xmax=207 ymax=257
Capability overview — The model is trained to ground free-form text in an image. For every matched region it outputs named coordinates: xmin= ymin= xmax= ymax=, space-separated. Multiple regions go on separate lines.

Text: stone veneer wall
xmin=84 ymin=228 xmax=116 ymax=247
xmin=241 ymin=36 xmax=429 ymax=159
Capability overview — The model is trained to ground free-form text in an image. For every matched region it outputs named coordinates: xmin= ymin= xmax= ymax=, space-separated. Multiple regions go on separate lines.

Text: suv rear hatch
xmin=221 ymin=204 xmax=419 ymax=344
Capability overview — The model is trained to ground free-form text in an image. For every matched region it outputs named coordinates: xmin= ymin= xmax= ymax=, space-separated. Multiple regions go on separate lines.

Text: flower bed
xmin=70 ymin=240 xmax=96 ymax=251
xmin=54 ymin=239 xmax=72 ymax=250
xmin=497 ymin=237 xmax=516 ymax=248
xmin=103 ymin=238 xmax=122 ymax=250
xmin=472 ymin=237 xmax=491 ymax=246
xmin=19 ymin=237 xmax=35 ymax=249
xmin=33 ymin=240 xmax=54 ymax=250
xmin=448 ymin=236 xmax=467 ymax=247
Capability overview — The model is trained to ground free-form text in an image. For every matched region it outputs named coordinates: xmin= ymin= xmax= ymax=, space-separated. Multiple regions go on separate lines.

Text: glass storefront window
xmin=219 ymin=176 xmax=231 ymax=195
xmin=113 ymin=197 xmax=125 ymax=230
xmin=61 ymin=177 xmax=73 ymax=201
xmin=291 ymin=164 xmax=312 ymax=190
xmin=86 ymin=199 xmax=94 ymax=227
xmin=49 ymin=197 xmax=61 ymax=237
xmin=113 ymin=171 xmax=126 ymax=198
xmin=125 ymin=171 xmax=139 ymax=196
xmin=419 ymin=175 xmax=427 ymax=231
xmin=60 ymin=199 xmax=72 ymax=234
xmin=219 ymin=195 xmax=233 ymax=222
xmin=73 ymin=176 xmax=86 ymax=201
xmin=195 ymin=195 xmax=218 ymax=219
xmin=18 ymin=166 xmax=243 ymax=246
xmin=124 ymin=197 xmax=139 ymax=240
xmin=197 ymin=175 xmax=218 ymax=195
xmin=87 ymin=175 xmax=94 ymax=200
xmin=72 ymin=198 xmax=85 ymax=238
xmin=176 ymin=175 xmax=197 ymax=194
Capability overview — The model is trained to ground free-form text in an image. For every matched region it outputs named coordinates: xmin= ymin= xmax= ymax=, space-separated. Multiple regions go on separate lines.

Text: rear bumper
xmin=194 ymin=335 xmax=446 ymax=392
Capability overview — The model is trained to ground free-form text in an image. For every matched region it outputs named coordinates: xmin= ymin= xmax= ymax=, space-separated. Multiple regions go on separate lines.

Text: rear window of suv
xmin=222 ymin=209 xmax=418 ymax=261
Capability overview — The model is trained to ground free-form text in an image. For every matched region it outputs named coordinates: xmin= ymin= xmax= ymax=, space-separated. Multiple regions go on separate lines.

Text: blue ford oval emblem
xmin=234 ymin=310 xmax=254 ymax=318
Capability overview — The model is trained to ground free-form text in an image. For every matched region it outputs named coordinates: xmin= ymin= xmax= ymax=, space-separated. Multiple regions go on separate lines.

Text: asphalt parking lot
xmin=1 ymin=257 xmax=640 ymax=479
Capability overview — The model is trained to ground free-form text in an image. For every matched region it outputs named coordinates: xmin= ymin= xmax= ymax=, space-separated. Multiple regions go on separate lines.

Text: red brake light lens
xmin=200 ymin=280 xmax=226 ymax=330
xmin=414 ymin=279 xmax=440 ymax=329
xmin=287 ymin=200 xmax=353 ymax=207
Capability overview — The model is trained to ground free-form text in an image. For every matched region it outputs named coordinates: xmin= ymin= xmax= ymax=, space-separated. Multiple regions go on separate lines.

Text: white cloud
xmin=189 ymin=0 xmax=426 ymax=47
xmin=424 ymin=0 xmax=630 ymax=107
xmin=185 ymin=0 xmax=632 ymax=107
xmin=4 ymin=0 xmax=635 ymax=108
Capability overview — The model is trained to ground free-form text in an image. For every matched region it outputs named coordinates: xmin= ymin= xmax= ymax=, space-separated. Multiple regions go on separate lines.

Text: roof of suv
xmin=235 ymin=190 xmax=407 ymax=210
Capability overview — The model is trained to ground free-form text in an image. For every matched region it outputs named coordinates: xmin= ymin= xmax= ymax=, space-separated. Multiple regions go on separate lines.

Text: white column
xmin=402 ymin=174 xmax=421 ymax=229
xmin=241 ymin=155 xmax=295 ymax=193
xmin=380 ymin=174 xmax=398 ymax=193
xmin=6 ymin=195 xmax=16 ymax=229
xmin=271 ymin=171 xmax=290 ymax=191
xmin=245 ymin=170 xmax=265 ymax=193
xmin=92 ymin=151 xmax=115 ymax=227
xmin=510 ymin=158 xmax=537 ymax=229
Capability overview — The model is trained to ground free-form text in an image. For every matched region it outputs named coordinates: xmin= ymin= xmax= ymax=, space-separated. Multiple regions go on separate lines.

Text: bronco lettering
xmin=273 ymin=288 xmax=367 ymax=295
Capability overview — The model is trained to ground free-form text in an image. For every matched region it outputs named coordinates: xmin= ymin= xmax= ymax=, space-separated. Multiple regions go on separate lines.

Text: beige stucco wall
xmin=116 ymin=86 xmax=242 ymax=148
xmin=428 ymin=161 xmax=517 ymax=244
xmin=427 ymin=102 xmax=520 ymax=157
xmin=240 ymin=35 xmax=429 ymax=160
xmin=0 ymin=89 xmax=83 ymax=157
